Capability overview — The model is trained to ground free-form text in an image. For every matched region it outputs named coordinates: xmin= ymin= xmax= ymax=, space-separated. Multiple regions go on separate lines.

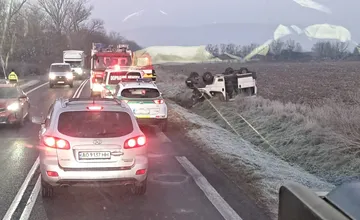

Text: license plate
xmin=135 ymin=108 xmax=150 ymax=114
xmin=78 ymin=151 xmax=111 ymax=160
xmin=58 ymin=81 xmax=64 ymax=83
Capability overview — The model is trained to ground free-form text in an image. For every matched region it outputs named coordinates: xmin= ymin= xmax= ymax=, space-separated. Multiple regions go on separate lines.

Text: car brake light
xmin=153 ymin=99 xmax=164 ymax=104
xmin=42 ymin=136 xmax=70 ymax=150
xmin=87 ymin=106 xmax=103 ymax=110
xmin=124 ymin=135 xmax=146 ymax=149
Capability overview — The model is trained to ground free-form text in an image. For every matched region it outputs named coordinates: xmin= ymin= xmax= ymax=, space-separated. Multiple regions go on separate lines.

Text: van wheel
xmin=131 ymin=180 xmax=147 ymax=195
xmin=41 ymin=179 xmax=54 ymax=198
xmin=49 ymin=83 xmax=54 ymax=88
xmin=69 ymin=83 xmax=73 ymax=88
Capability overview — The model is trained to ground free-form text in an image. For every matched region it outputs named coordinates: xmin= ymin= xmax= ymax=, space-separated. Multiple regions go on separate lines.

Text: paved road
xmin=0 ymin=79 xmax=270 ymax=220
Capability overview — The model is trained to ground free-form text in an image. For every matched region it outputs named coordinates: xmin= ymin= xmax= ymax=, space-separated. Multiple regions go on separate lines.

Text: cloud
xmin=293 ymin=0 xmax=332 ymax=14
xmin=122 ymin=9 xmax=145 ymax=22
xmin=159 ymin=10 xmax=168 ymax=15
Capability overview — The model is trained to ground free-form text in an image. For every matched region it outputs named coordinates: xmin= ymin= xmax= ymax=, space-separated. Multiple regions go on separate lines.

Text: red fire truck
xmin=90 ymin=43 xmax=133 ymax=96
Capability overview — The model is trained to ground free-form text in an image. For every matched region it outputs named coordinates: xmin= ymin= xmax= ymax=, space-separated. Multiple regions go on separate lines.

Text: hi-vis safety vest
xmin=8 ymin=72 xmax=18 ymax=81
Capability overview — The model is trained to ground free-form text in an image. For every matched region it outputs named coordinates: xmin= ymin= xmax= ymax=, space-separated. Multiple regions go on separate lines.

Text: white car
xmin=32 ymin=97 xmax=148 ymax=198
xmin=113 ymin=78 xmax=168 ymax=131
xmin=101 ymin=69 xmax=144 ymax=97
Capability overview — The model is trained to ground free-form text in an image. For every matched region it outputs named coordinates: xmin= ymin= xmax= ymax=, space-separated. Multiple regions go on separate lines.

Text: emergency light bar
xmin=120 ymin=78 xmax=153 ymax=83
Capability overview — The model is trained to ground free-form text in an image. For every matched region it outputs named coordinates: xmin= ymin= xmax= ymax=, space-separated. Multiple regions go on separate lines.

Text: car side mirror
xmin=32 ymin=116 xmax=44 ymax=125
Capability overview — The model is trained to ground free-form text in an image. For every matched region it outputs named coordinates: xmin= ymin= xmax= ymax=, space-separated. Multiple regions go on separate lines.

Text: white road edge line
xmin=19 ymin=176 xmax=41 ymax=220
xmin=176 ymin=156 xmax=243 ymax=220
xmin=2 ymin=157 xmax=39 ymax=220
xmin=25 ymin=82 xmax=49 ymax=95
xmin=2 ymin=79 xmax=88 ymax=220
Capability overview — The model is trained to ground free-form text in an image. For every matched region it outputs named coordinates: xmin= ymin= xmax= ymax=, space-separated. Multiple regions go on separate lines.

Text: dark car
xmin=0 ymin=84 xmax=30 ymax=127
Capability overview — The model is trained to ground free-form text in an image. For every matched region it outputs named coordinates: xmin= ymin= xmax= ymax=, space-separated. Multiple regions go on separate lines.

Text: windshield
xmin=58 ymin=111 xmax=133 ymax=138
xmin=120 ymin=88 xmax=160 ymax=99
xmin=50 ymin=65 xmax=71 ymax=72
xmin=94 ymin=56 xmax=132 ymax=69
xmin=65 ymin=61 xmax=81 ymax=68
xmin=0 ymin=87 xmax=19 ymax=99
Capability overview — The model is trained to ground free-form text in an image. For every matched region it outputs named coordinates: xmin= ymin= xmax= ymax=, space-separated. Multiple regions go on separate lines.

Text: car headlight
xmin=78 ymin=69 xmax=83 ymax=74
xmin=7 ymin=102 xmax=20 ymax=111
xmin=49 ymin=73 xmax=56 ymax=80
xmin=66 ymin=72 xmax=73 ymax=79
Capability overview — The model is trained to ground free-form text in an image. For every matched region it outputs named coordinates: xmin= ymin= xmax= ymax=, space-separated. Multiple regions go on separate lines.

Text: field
xmin=155 ymin=61 xmax=360 ymax=218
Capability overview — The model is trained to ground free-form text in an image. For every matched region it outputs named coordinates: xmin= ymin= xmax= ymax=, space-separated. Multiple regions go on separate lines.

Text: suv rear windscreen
xmin=50 ymin=65 xmax=71 ymax=72
xmin=120 ymin=88 xmax=160 ymax=98
xmin=58 ymin=111 xmax=133 ymax=138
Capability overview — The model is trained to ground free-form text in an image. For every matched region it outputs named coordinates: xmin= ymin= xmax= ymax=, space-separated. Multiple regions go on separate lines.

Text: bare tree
xmin=38 ymin=0 xmax=72 ymax=33
xmin=294 ymin=42 xmax=302 ymax=52
xmin=312 ymin=41 xmax=349 ymax=60
xmin=86 ymin=18 xmax=105 ymax=34
xmin=270 ymin=40 xmax=284 ymax=55
xmin=0 ymin=0 xmax=28 ymax=77
xmin=66 ymin=0 xmax=93 ymax=32
xmin=285 ymin=39 xmax=295 ymax=51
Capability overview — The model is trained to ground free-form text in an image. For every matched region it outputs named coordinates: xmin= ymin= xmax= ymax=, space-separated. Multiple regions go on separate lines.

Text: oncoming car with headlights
xmin=114 ymin=79 xmax=168 ymax=131
xmin=0 ymin=84 xmax=30 ymax=127
xmin=32 ymin=98 xmax=148 ymax=198
xmin=48 ymin=63 xmax=74 ymax=88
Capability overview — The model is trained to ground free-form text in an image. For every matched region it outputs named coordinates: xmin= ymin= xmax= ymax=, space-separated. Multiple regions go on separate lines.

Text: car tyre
xmin=41 ymin=178 xmax=54 ymax=198
xmin=69 ymin=82 xmax=74 ymax=88
xmin=131 ymin=179 xmax=147 ymax=195
xmin=49 ymin=83 xmax=54 ymax=88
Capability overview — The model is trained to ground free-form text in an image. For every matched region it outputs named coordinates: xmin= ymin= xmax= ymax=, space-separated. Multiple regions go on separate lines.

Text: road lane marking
xmin=3 ymin=79 xmax=88 ymax=220
xmin=157 ymin=132 xmax=171 ymax=143
xmin=20 ymin=80 xmax=40 ymax=89
xmin=176 ymin=156 xmax=243 ymax=220
xmin=25 ymin=82 xmax=49 ymax=95
xmin=74 ymin=79 xmax=88 ymax=98
xmin=73 ymin=80 xmax=88 ymax=98
xmin=19 ymin=176 xmax=41 ymax=220
xmin=2 ymin=157 xmax=39 ymax=220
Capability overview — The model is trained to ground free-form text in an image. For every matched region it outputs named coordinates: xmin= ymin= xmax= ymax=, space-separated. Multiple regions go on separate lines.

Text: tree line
xmin=206 ymin=39 xmax=360 ymax=61
xmin=0 ymin=0 xmax=141 ymax=76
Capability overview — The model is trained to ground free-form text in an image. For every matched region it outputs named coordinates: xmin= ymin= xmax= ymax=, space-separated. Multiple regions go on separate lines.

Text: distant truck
xmin=63 ymin=50 xmax=86 ymax=79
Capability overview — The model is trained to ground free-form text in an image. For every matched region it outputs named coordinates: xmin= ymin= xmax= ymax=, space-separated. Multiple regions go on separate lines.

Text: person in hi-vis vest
xmin=8 ymin=69 xmax=18 ymax=82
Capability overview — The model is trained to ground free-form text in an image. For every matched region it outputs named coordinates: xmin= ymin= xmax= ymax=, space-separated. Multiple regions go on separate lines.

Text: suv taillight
xmin=124 ymin=135 xmax=146 ymax=149
xmin=153 ymin=99 xmax=164 ymax=104
xmin=42 ymin=136 xmax=70 ymax=150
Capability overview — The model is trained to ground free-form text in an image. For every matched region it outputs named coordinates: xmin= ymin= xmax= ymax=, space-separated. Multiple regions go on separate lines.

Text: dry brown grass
xmin=156 ymin=61 xmax=360 ymax=185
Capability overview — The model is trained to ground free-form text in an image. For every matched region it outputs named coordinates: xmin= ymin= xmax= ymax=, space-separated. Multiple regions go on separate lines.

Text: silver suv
xmin=48 ymin=63 xmax=74 ymax=88
xmin=32 ymin=98 xmax=148 ymax=198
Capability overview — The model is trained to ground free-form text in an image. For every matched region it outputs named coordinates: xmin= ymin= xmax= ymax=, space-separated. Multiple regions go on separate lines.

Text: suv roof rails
xmin=58 ymin=97 xmax=126 ymax=108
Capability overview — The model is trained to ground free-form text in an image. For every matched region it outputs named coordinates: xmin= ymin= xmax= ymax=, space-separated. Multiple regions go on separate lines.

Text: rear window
xmin=120 ymin=88 xmax=160 ymax=98
xmin=126 ymin=72 xmax=141 ymax=79
xmin=50 ymin=64 xmax=71 ymax=72
xmin=58 ymin=111 xmax=133 ymax=138
xmin=108 ymin=72 xmax=127 ymax=84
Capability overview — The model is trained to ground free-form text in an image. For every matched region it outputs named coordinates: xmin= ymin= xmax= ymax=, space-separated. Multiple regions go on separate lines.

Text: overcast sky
xmin=88 ymin=0 xmax=358 ymax=32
